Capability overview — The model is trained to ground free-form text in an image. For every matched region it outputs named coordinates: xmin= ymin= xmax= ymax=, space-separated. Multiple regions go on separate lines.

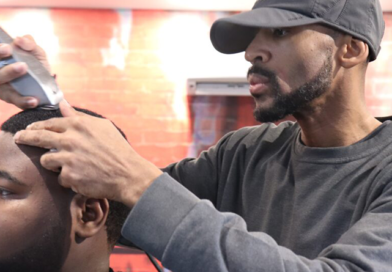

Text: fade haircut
xmin=1 ymin=107 xmax=131 ymax=247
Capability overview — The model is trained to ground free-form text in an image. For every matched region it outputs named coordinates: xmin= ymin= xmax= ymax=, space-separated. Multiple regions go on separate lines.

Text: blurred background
xmin=0 ymin=0 xmax=391 ymax=271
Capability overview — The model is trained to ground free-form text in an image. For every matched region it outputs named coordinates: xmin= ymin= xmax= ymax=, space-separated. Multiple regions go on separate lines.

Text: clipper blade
xmin=37 ymin=104 xmax=60 ymax=111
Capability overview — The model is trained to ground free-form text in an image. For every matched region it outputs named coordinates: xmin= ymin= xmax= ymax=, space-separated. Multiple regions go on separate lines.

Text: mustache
xmin=247 ymin=65 xmax=277 ymax=81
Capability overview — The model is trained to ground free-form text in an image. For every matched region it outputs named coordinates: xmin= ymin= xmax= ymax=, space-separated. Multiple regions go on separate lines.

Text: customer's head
xmin=0 ymin=107 xmax=130 ymax=272
xmin=210 ymin=0 xmax=385 ymax=122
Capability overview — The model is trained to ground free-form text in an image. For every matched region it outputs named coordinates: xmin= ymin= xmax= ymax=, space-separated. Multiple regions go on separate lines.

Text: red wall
xmin=366 ymin=15 xmax=392 ymax=116
xmin=0 ymin=8 xmax=392 ymax=271
xmin=1 ymin=9 xmax=391 ymax=163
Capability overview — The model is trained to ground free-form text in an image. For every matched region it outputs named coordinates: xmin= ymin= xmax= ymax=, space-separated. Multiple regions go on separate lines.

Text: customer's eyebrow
xmin=0 ymin=170 xmax=27 ymax=186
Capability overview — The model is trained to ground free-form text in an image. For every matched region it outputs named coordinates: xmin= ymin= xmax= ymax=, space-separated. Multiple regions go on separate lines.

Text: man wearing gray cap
xmin=1 ymin=0 xmax=392 ymax=271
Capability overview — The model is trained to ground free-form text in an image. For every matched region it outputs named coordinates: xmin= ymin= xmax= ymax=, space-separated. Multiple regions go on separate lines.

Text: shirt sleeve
xmin=160 ymin=131 xmax=235 ymax=205
xmin=121 ymin=173 xmax=392 ymax=272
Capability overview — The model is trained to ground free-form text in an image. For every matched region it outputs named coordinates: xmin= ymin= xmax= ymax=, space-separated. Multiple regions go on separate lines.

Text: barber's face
xmin=0 ymin=131 xmax=73 ymax=272
xmin=245 ymin=25 xmax=335 ymax=122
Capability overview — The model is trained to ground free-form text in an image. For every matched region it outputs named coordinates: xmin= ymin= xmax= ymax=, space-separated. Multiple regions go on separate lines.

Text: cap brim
xmin=211 ymin=8 xmax=323 ymax=54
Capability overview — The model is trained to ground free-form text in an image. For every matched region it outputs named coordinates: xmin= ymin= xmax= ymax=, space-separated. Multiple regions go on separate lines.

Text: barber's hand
xmin=0 ymin=35 xmax=50 ymax=109
xmin=14 ymin=101 xmax=163 ymax=208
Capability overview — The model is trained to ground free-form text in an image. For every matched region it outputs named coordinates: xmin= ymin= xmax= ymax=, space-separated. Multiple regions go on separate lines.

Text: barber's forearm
xmin=123 ymin=174 xmax=392 ymax=272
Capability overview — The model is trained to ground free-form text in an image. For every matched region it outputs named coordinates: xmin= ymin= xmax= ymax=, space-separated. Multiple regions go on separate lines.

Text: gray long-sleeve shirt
xmin=122 ymin=121 xmax=392 ymax=271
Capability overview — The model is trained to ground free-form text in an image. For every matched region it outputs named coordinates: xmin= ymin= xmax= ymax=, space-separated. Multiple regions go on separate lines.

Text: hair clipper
xmin=0 ymin=27 xmax=63 ymax=109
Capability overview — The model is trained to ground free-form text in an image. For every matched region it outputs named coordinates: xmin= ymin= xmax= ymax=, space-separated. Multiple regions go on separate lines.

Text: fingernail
xmin=26 ymin=98 xmax=38 ymax=108
xmin=14 ymin=62 xmax=26 ymax=73
xmin=14 ymin=131 xmax=21 ymax=141
xmin=26 ymin=124 xmax=33 ymax=129
xmin=14 ymin=37 xmax=23 ymax=44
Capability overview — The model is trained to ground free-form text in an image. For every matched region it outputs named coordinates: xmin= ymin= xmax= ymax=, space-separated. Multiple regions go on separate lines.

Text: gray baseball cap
xmin=210 ymin=0 xmax=385 ymax=61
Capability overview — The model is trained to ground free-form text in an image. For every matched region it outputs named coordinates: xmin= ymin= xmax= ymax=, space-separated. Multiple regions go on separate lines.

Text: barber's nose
xmin=245 ymin=30 xmax=271 ymax=64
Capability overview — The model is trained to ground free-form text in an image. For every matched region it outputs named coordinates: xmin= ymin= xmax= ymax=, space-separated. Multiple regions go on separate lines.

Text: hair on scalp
xmin=1 ymin=107 xmax=130 ymax=247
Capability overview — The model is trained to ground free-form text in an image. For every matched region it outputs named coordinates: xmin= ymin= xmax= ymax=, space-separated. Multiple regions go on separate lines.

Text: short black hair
xmin=1 ymin=107 xmax=131 ymax=247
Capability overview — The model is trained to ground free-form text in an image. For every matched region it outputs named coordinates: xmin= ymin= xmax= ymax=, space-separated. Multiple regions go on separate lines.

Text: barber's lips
xmin=248 ymin=74 xmax=270 ymax=97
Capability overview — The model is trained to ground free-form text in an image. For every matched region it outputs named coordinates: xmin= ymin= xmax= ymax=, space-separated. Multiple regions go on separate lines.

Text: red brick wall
xmin=0 ymin=8 xmax=391 ymax=271
xmin=1 ymin=10 xmax=391 ymax=162
xmin=366 ymin=14 xmax=392 ymax=116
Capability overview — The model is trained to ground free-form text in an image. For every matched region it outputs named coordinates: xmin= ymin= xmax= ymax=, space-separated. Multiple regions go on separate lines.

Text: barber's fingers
xmin=40 ymin=150 xmax=79 ymax=193
xmin=0 ymin=62 xmax=28 ymax=84
xmin=0 ymin=55 xmax=38 ymax=109
xmin=14 ymin=129 xmax=61 ymax=149
xmin=0 ymin=43 xmax=12 ymax=58
xmin=57 ymin=172 xmax=82 ymax=195
xmin=40 ymin=151 xmax=66 ymax=173
xmin=14 ymin=35 xmax=51 ymax=72
xmin=58 ymin=172 xmax=72 ymax=189
xmin=58 ymin=166 xmax=83 ymax=193
xmin=14 ymin=35 xmax=38 ymax=51
xmin=0 ymin=83 xmax=39 ymax=108
xmin=0 ymin=43 xmax=39 ymax=109
xmin=25 ymin=117 xmax=69 ymax=133
xmin=26 ymin=107 xmax=88 ymax=132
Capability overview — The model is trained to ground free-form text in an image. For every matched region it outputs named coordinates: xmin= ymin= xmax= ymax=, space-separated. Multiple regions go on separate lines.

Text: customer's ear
xmin=71 ymin=194 xmax=109 ymax=239
xmin=336 ymin=35 xmax=369 ymax=68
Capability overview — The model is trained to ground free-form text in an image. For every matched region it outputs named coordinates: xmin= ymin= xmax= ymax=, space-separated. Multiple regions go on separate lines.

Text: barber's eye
xmin=271 ymin=28 xmax=289 ymax=37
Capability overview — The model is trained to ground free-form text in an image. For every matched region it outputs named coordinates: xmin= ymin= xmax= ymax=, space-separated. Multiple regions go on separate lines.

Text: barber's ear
xmin=71 ymin=194 xmax=109 ymax=239
xmin=337 ymin=36 xmax=369 ymax=68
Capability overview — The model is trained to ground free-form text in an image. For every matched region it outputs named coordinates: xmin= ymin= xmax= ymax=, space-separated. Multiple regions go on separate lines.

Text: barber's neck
xmin=293 ymin=80 xmax=381 ymax=148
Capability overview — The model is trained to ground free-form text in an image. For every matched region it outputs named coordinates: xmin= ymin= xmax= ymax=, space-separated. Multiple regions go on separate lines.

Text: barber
xmin=2 ymin=0 xmax=392 ymax=271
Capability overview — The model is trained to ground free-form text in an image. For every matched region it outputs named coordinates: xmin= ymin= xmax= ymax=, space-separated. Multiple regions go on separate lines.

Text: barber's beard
xmin=251 ymin=54 xmax=333 ymax=123
xmin=0 ymin=219 xmax=68 ymax=272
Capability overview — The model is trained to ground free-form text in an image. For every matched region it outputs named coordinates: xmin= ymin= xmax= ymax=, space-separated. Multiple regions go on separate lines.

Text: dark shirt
xmin=123 ymin=121 xmax=392 ymax=272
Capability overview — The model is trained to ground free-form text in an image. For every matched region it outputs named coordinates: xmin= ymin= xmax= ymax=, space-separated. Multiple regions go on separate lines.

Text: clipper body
xmin=0 ymin=28 xmax=63 ymax=108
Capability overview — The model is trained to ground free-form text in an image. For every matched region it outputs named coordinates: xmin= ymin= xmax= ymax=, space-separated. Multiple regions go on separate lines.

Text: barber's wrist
xmin=120 ymin=161 xmax=163 ymax=208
